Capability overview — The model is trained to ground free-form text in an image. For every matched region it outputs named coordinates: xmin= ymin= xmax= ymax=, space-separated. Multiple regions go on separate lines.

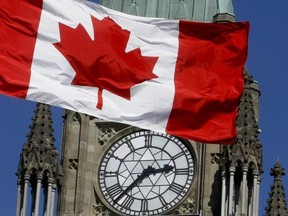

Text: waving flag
xmin=0 ymin=0 xmax=249 ymax=144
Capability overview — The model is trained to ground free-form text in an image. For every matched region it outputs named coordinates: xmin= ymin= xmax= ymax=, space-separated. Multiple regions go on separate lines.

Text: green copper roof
xmin=99 ymin=0 xmax=234 ymax=22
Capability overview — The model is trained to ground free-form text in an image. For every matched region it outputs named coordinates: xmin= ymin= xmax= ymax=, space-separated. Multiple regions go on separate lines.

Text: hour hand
xmin=113 ymin=166 xmax=153 ymax=204
xmin=113 ymin=165 xmax=174 ymax=204
xmin=152 ymin=164 xmax=174 ymax=175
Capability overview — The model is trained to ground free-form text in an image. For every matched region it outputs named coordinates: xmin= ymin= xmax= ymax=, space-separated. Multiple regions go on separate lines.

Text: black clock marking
xmin=169 ymin=182 xmax=185 ymax=194
xmin=121 ymin=196 xmax=134 ymax=209
xmin=175 ymin=168 xmax=191 ymax=175
xmin=106 ymin=184 xmax=122 ymax=198
xmin=144 ymin=134 xmax=153 ymax=147
xmin=113 ymin=164 xmax=174 ymax=204
xmin=141 ymin=199 xmax=148 ymax=212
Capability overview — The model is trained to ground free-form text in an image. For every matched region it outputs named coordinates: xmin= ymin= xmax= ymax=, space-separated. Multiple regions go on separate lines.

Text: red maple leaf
xmin=53 ymin=16 xmax=158 ymax=109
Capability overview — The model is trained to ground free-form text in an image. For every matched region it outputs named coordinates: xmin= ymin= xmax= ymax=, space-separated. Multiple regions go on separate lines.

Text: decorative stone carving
xmin=72 ymin=113 xmax=81 ymax=123
xmin=172 ymin=197 xmax=196 ymax=214
xmin=16 ymin=103 xmax=61 ymax=216
xmin=265 ymin=161 xmax=288 ymax=215
xmin=68 ymin=159 xmax=78 ymax=170
xmin=93 ymin=202 xmax=110 ymax=216
xmin=93 ymin=183 xmax=111 ymax=216
xmin=97 ymin=127 xmax=116 ymax=145
xmin=211 ymin=153 xmax=222 ymax=164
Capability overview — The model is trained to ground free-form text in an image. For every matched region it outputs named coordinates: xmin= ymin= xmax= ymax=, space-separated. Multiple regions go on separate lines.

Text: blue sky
xmin=0 ymin=1 xmax=287 ymax=216
xmin=233 ymin=1 xmax=288 ymax=215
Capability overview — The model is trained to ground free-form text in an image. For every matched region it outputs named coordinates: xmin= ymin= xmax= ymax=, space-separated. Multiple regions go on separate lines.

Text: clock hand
xmin=113 ymin=165 xmax=174 ymax=204
xmin=113 ymin=166 xmax=154 ymax=204
xmin=151 ymin=164 xmax=174 ymax=174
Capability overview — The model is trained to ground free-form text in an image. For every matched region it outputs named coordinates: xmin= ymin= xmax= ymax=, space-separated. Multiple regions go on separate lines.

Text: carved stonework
xmin=211 ymin=153 xmax=222 ymax=164
xmin=93 ymin=202 xmax=110 ymax=216
xmin=227 ymin=69 xmax=263 ymax=172
xmin=68 ymin=159 xmax=78 ymax=170
xmin=97 ymin=127 xmax=117 ymax=145
xmin=265 ymin=161 xmax=288 ymax=215
xmin=172 ymin=197 xmax=196 ymax=215
xmin=16 ymin=103 xmax=60 ymax=184
xmin=72 ymin=113 xmax=81 ymax=123
xmin=93 ymin=183 xmax=111 ymax=216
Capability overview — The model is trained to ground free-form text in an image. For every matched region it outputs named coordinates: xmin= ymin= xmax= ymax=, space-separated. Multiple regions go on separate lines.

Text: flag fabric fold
xmin=0 ymin=0 xmax=249 ymax=144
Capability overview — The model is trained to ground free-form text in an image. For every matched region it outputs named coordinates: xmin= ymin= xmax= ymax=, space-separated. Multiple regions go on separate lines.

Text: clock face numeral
xmin=172 ymin=151 xmax=185 ymax=160
xmin=159 ymin=195 xmax=168 ymax=206
xmin=175 ymin=168 xmax=190 ymax=175
xmin=169 ymin=182 xmax=185 ymax=194
xmin=121 ymin=196 xmax=134 ymax=209
xmin=104 ymin=171 xmax=118 ymax=177
xmin=140 ymin=200 xmax=148 ymax=212
xmin=144 ymin=134 xmax=153 ymax=147
xmin=98 ymin=130 xmax=195 ymax=215
xmin=111 ymin=154 xmax=123 ymax=161
xmin=126 ymin=140 xmax=135 ymax=151
xmin=106 ymin=184 xmax=122 ymax=198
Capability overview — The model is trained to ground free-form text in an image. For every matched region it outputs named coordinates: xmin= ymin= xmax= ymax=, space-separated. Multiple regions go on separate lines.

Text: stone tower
xmin=265 ymin=161 xmax=288 ymax=216
xmin=220 ymin=69 xmax=262 ymax=216
xmin=16 ymin=103 xmax=62 ymax=216
xmin=56 ymin=1 xmax=262 ymax=216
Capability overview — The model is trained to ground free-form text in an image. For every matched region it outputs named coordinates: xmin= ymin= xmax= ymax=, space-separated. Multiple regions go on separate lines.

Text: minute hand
xmin=113 ymin=166 xmax=155 ymax=204
xmin=113 ymin=165 xmax=174 ymax=204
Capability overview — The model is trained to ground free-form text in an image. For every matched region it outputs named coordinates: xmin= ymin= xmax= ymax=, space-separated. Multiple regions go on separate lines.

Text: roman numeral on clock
xmin=126 ymin=140 xmax=135 ymax=151
xmin=159 ymin=195 xmax=168 ymax=205
xmin=106 ymin=184 xmax=122 ymax=198
xmin=172 ymin=151 xmax=185 ymax=160
xmin=144 ymin=134 xmax=153 ymax=147
xmin=169 ymin=182 xmax=185 ymax=194
xmin=104 ymin=171 xmax=118 ymax=177
xmin=175 ymin=168 xmax=189 ymax=175
xmin=140 ymin=200 xmax=148 ymax=212
xmin=121 ymin=196 xmax=134 ymax=209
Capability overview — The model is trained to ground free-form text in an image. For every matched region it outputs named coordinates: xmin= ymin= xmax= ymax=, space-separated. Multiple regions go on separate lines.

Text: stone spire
xmin=222 ymin=69 xmax=262 ymax=173
xmin=220 ymin=69 xmax=263 ymax=216
xmin=16 ymin=103 xmax=61 ymax=216
xmin=265 ymin=161 xmax=288 ymax=216
xmin=16 ymin=103 xmax=59 ymax=181
xmin=230 ymin=69 xmax=262 ymax=171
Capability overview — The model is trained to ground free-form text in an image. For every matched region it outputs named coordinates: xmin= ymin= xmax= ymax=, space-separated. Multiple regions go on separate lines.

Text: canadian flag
xmin=0 ymin=0 xmax=249 ymax=144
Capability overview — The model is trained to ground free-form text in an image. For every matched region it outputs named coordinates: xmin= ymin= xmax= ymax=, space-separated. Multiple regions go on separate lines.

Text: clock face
xmin=98 ymin=130 xmax=195 ymax=215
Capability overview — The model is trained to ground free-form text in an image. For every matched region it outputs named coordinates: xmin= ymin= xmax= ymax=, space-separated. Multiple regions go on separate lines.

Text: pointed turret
xmin=17 ymin=103 xmax=58 ymax=175
xmin=16 ymin=103 xmax=61 ymax=216
xmin=220 ymin=69 xmax=262 ymax=216
xmin=230 ymin=69 xmax=262 ymax=171
xmin=265 ymin=161 xmax=288 ymax=216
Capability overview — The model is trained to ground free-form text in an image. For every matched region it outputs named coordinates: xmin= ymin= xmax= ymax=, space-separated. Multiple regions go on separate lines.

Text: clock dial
xmin=98 ymin=130 xmax=194 ymax=215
